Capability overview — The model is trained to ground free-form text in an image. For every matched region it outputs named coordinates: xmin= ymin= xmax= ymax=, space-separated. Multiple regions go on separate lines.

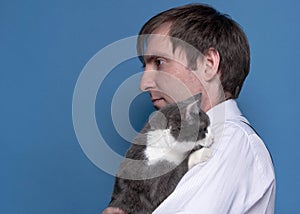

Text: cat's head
xmin=148 ymin=93 xmax=210 ymax=142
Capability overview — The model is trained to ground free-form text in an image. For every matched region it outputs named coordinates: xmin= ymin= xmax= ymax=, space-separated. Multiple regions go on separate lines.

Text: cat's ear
xmin=148 ymin=111 xmax=167 ymax=129
xmin=185 ymin=99 xmax=201 ymax=120
xmin=192 ymin=93 xmax=202 ymax=102
xmin=180 ymin=93 xmax=202 ymax=106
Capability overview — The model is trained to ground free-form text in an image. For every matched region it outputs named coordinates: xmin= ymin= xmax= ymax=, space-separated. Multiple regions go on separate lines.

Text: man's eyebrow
xmin=143 ymin=55 xmax=156 ymax=63
xmin=143 ymin=53 xmax=171 ymax=62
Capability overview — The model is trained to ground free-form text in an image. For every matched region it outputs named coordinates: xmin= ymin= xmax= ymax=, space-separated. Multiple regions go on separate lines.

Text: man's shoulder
xmin=218 ymin=118 xmax=274 ymax=179
xmin=224 ymin=117 xmax=258 ymax=137
xmin=212 ymin=117 xmax=258 ymax=149
xmin=221 ymin=118 xmax=268 ymax=155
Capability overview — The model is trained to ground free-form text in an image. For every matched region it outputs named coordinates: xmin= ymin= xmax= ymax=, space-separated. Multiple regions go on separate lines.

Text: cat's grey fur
xmin=108 ymin=94 xmax=210 ymax=214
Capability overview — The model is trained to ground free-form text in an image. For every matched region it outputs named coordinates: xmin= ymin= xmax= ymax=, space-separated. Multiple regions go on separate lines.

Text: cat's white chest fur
xmin=144 ymin=128 xmax=213 ymax=166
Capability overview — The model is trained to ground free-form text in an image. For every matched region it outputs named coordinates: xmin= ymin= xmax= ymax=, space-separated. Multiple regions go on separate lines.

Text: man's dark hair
xmin=137 ymin=3 xmax=250 ymax=98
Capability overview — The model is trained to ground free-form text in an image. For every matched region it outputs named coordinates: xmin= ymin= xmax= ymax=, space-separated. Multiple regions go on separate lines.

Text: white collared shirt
xmin=153 ymin=99 xmax=276 ymax=214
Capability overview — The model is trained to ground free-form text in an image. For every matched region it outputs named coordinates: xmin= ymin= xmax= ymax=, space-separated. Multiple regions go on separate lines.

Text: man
xmin=103 ymin=3 xmax=275 ymax=214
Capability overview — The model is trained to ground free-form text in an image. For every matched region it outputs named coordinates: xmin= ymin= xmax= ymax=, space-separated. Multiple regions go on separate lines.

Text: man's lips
xmin=151 ymin=97 xmax=165 ymax=106
xmin=151 ymin=98 xmax=162 ymax=102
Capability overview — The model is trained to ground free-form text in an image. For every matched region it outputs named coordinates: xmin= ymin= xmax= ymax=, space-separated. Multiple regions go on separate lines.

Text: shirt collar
xmin=206 ymin=99 xmax=242 ymax=126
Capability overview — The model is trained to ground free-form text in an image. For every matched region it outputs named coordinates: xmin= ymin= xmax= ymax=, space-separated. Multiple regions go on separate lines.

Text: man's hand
xmin=102 ymin=207 xmax=127 ymax=214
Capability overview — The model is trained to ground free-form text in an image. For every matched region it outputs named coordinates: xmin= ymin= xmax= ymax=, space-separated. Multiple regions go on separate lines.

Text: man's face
xmin=140 ymin=25 xmax=207 ymax=110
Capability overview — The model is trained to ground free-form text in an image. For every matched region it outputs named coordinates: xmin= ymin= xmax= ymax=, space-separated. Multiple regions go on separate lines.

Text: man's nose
xmin=140 ymin=68 xmax=156 ymax=92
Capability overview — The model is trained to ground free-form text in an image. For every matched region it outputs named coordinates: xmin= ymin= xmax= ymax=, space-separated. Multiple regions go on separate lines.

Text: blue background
xmin=1 ymin=0 xmax=299 ymax=213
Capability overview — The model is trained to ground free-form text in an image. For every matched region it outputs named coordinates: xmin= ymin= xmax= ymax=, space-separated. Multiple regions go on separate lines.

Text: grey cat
xmin=108 ymin=94 xmax=213 ymax=214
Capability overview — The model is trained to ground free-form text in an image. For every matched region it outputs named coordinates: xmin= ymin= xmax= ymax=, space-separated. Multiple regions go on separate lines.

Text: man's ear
xmin=203 ymin=48 xmax=220 ymax=81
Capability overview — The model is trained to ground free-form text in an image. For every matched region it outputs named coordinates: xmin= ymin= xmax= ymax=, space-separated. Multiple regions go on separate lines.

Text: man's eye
xmin=154 ymin=58 xmax=165 ymax=67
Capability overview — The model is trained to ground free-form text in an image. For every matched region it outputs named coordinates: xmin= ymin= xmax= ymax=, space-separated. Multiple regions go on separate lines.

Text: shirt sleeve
xmin=152 ymin=122 xmax=276 ymax=214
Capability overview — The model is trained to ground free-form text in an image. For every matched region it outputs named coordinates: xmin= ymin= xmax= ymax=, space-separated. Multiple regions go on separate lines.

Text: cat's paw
xmin=188 ymin=148 xmax=212 ymax=169
xmin=198 ymin=127 xmax=214 ymax=147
